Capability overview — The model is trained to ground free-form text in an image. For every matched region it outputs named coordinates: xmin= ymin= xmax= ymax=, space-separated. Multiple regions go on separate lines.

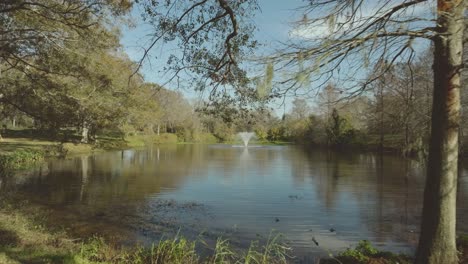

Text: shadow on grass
xmin=0 ymin=228 xmax=20 ymax=246
xmin=0 ymin=248 xmax=75 ymax=264
xmin=0 ymin=226 xmax=74 ymax=264
xmin=0 ymin=141 xmax=52 ymax=153
xmin=3 ymin=129 xmax=80 ymax=142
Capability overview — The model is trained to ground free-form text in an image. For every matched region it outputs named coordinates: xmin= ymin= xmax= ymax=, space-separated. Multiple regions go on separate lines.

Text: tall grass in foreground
xmin=76 ymin=232 xmax=291 ymax=264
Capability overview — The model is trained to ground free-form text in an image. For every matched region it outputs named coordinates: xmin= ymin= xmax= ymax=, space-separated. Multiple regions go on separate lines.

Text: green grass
xmin=320 ymin=240 xmax=412 ymax=264
xmin=1 ymin=200 xmax=468 ymax=264
xmin=0 ymin=137 xmax=60 ymax=154
xmin=0 ymin=200 xmax=291 ymax=264
xmin=0 ymin=131 xmax=184 ymax=170
xmin=0 ymin=149 xmax=44 ymax=171
xmin=123 ymin=133 xmax=179 ymax=148
xmin=0 ymin=201 xmax=78 ymax=264
xmin=72 ymin=233 xmax=291 ymax=264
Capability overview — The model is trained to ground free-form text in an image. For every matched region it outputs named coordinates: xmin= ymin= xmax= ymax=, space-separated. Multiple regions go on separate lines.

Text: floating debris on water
xmin=312 ymin=236 xmax=319 ymax=246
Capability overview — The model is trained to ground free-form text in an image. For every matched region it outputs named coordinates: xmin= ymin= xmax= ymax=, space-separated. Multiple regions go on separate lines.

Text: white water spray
xmin=238 ymin=132 xmax=255 ymax=147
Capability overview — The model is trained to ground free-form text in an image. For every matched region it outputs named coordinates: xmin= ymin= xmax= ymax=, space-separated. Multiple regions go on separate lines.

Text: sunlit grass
xmin=0 ymin=201 xmax=291 ymax=264
xmin=73 ymin=233 xmax=291 ymax=264
xmin=2 ymin=200 xmax=468 ymax=264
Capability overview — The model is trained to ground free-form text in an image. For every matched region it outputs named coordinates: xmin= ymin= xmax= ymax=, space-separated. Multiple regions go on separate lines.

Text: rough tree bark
xmin=415 ymin=0 xmax=465 ymax=263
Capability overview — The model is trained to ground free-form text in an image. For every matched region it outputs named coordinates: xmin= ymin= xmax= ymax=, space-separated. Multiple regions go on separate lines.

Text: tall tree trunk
xmin=81 ymin=121 xmax=90 ymax=144
xmin=415 ymin=1 xmax=464 ymax=263
xmin=157 ymin=124 xmax=160 ymax=136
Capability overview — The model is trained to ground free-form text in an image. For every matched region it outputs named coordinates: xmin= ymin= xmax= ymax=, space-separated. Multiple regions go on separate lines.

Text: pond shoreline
xmin=1 ymin=128 xmax=456 ymax=173
xmin=0 ymin=142 xmax=468 ymax=263
xmin=0 ymin=135 xmax=294 ymax=172
xmin=1 ymin=198 xmax=467 ymax=263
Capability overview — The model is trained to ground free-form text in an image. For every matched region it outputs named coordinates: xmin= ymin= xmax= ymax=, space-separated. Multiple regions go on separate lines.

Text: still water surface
xmin=2 ymin=144 xmax=468 ymax=259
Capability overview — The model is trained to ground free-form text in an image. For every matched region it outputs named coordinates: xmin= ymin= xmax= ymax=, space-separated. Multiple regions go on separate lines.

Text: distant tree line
xmin=0 ymin=0 xmax=221 ymax=144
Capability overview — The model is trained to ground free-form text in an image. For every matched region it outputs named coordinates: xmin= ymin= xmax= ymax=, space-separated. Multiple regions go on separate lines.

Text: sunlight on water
xmin=2 ymin=145 xmax=468 ymax=259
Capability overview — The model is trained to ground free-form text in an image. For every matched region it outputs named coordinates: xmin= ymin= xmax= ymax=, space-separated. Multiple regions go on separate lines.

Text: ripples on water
xmin=1 ymin=144 xmax=468 ymax=259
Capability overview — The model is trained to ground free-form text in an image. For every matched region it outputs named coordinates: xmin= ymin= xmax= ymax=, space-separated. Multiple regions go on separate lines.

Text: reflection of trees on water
xmin=290 ymin=147 xmax=429 ymax=246
xmin=80 ymin=155 xmax=89 ymax=202
xmin=45 ymin=145 xmax=218 ymax=205
xmin=309 ymin=150 xmax=468 ymax=244
xmin=0 ymin=164 xmax=49 ymax=194
xmin=5 ymin=145 xmax=468 ymax=249
xmin=8 ymin=145 xmax=284 ymax=207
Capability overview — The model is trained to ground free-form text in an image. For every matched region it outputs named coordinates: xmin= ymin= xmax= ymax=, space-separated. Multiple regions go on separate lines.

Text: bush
xmin=326 ymin=108 xmax=356 ymax=146
xmin=213 ymin=122 xmax=235 ymax=142
xmin=322 ymin=240 xmax=412 ymax=264
xmin=153 ymin=133 xmax=178 ymax=144
xmin=254 ymin=127 xmax=268 ymax=141
xmin=192 ymin=132 xmax=218 ymax=143
xmin=0 ymin=150 xmax=44 ymax=171
xmin=267 ymin=126 xmax=287 ymax=142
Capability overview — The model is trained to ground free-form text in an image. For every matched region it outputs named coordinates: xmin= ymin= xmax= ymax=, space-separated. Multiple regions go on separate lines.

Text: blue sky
xmin=120 ymin=0 xmax=305 ymax=115
xmin=119 ymin=0 xmax=433 ymax=116
xmin=120 ymin=0 xmax=304 ymax=81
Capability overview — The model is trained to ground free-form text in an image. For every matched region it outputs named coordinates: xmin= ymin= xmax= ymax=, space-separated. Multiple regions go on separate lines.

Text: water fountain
xmin=238 ymin=132 xmax=255 ymax=147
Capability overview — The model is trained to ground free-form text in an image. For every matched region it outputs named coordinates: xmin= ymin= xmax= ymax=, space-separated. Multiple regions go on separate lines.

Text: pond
xmin=1 ymin=144 xmax=468 ymax=260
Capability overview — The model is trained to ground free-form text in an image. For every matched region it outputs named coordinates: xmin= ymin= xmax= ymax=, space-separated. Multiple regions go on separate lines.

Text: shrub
xmin=0 ymin=150 xmax=44 ymax=171
xmin=192 ymin=132 xmax=218 ymax=143
xmin=154 ymin=133 xmax=178 ymax=144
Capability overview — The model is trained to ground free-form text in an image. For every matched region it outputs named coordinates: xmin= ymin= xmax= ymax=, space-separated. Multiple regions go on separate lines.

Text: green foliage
xmin=75 ymin=234 xmax=290 ymax=264
xmin=354 ymin=240 xmax=378 ymax=255
xmin=254 ymin=127 xmax=268 ymax=141
xmin=191 ymin=132 xmax=219 ymax=144
xmin=212 ymin=122 xmax=235 ymax=142
xmin=321 ymin=240 xmax=412 ymax=264
xmin=338 ymin=248 xmax=369 ymax=263
xmin=138 ymin=0 xmax=258 ymax=94
xmin=1 ymin=0 xmax=132 ymax=134
xmin=267 ymin=126 xmax=287 ymax=142
xmin=79 ymin=236 xmax=108 ymax=262
xmin=153 ymin=133 xmax=178 ymax=144
xmin=336 ymin=240 xmax=378 ymax=263
xmin=326 ymin=109 xmax=355 ymax=146
xmin=0 ymin=150 xmax=43 ymax=171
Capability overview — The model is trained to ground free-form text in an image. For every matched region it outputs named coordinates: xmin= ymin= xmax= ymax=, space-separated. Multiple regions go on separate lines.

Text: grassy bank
xmin=0 ymin=131 xmax=185 ymax=170
xmin=1 ymin=199 xmax=467 ymax=264
xmin=0 ymin=200 xmax=291 ymax=264
xmin=0 ymin=130 xmax=291 ymax=173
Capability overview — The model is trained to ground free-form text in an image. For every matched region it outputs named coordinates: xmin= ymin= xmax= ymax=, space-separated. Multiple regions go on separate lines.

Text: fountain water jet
xmin=238 ymin=132 xmax=255 ymax=147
